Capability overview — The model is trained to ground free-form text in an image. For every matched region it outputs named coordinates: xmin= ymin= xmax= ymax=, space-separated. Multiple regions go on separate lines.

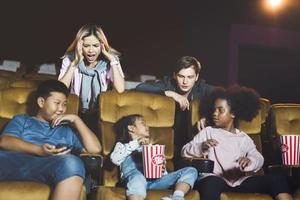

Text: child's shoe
xmin=161 ymin=195 xmax=184 ymax=200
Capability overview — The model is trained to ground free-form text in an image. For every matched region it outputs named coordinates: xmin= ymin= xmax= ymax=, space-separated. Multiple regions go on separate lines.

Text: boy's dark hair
xmin=36 ymin=80 xmax=70 ymax=99
xmin=201 ymin=85 xmax=260 ymax=126
xmin=114 ymin=114 xmax=143 ymax=144
xmin=174 ymin=56 xmax=201 ymax=74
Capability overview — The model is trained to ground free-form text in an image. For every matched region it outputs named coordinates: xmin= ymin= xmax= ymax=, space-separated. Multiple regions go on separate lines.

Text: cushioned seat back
xmin=9 ymin=79 xmax=40 ymax=89
xmin=0 ymin=88 xmax=36 ymax=131
xmin=99 ymin=91 xmax=175 ymax=186
xmin=270 ymin=104 xmax=300 ymax=136
xmin=0 ymin=77 xmax=9 ymax=90
xmin=269 ymin=104 xmax=300 ymax=170
xmin=259 ymin=98 xmax=271 ymax=124
xmin=188 ymin=100 xmax=201 ymax=138
xmin=0 ymin=87 xmax=79 ymax=131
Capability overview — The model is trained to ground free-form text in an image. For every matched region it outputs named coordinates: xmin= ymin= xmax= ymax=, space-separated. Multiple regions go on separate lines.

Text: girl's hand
xmin=41 ymin=143 xmax=71 ymax=156
xmin=100 ymin=43 xmax=115 ymax=62
xmin=51 ymin=114 xmax=77 ymax=127
xmin=201 ymin=139 xmax=218 ymax=152
xmin=237 ymin=156 xmax=251 ymax=169
xmin=162 ymin=157 xmax=167 ymax=174
xmin=137 ymin=137 xmax=150 ymax=145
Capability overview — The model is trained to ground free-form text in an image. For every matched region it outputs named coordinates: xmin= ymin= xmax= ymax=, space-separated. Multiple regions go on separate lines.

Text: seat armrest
xmin=80 ymin=153 xmax=103 ymax=172
xmin=80 ymin=153 xmax=103 ymax=189
xmin=268 ymin=164 xmax=300 ymax=176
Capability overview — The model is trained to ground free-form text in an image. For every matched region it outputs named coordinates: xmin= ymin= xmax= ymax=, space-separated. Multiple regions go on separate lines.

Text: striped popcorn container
xmin=142 ymin=144 xmax=165 ymax=179
xmin=280 ymin=135 xmax=300 ymax=166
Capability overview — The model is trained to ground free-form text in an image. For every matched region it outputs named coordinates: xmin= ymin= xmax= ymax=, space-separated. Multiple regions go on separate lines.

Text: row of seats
xmin=0 ymin=84 xmax=299 ymax=199
xmin=0 ymin=64 xmax=58 ymax=81
xmin=97 ymin=92 xmax=300 ymax=200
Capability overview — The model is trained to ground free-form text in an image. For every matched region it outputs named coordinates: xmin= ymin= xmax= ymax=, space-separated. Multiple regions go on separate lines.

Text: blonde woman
xmin=59 ymin=24 xmax=125 ymax=131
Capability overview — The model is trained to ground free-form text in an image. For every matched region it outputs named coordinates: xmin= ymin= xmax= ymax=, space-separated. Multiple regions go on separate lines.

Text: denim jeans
xmin=121 ymin=154 xmax=198 ymax=198
xmin=0 ymin=150 xmax=85 ymax=185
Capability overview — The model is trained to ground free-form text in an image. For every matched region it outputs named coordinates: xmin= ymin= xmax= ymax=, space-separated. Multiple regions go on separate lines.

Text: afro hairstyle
xmin=200 ymin=85 xmax=260 ymax=126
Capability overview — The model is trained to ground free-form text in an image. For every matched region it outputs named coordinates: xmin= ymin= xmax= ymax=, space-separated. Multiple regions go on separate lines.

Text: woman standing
xmin=59 ymin=24 xmax=125 ymax=130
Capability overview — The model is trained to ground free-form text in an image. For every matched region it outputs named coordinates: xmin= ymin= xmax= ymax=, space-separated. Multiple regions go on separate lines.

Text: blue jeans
xmin=0 ymin=150 xmax=85 ymax=185
xmin=121 ymin=155 xmax=198 ymax=198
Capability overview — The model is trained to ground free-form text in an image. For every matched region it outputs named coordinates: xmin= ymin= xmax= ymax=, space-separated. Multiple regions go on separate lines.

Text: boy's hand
xmin=51 ymin=114 xmax=78 ymax=127
xmin=41 ymin=144 xmax=71 ymax=156
xmin=201 ymin=139 xmax=218 ymax=152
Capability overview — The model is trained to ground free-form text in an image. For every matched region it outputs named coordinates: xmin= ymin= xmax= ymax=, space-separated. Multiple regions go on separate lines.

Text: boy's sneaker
xmin=161 ymin=195 xmax=184 ymax=200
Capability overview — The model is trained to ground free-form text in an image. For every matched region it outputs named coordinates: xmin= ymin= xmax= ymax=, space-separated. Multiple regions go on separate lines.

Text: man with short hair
xmin=136 ymin=56 xmax=214 ymax=167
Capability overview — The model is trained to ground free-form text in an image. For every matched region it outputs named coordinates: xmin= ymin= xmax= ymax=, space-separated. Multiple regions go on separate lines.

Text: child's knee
xmin=182 ymin=167 xmax=198 ymax=181
xmin=185 ymin=167 xmax=198 ymax=177
xmin=179 ymin=167 xmax=199 ymax=187
xmin=54 ymin=155 xmax=85 ymax=181
xmin=126 ymin=174 xmax=147 ymax=198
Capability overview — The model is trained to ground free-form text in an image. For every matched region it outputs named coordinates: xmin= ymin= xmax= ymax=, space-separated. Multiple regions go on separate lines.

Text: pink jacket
xmin=181 ymin=126 xmax=264 ymax=187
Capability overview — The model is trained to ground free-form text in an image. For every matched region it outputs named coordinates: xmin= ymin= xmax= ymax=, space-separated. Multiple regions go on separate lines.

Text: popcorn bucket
xmin=280 ymin=135 xmax=300 ymax=165
xmin=142 ymin=144 xmax=165 ymax=179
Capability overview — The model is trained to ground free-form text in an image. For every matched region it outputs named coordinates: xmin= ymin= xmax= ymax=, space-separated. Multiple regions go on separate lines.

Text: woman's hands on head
xmin=72 ymin=40 xmax=84 ymax=67
xmin=100 ymin=43 xmax=116 ymax=62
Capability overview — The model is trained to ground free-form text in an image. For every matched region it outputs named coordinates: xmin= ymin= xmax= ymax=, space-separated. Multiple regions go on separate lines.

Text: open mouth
xmin=86 ymin=54 xmax=96 ymax=62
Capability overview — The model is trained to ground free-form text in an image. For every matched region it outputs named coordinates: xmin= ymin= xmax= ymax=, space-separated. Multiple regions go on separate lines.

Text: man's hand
xmin=165 ymin=91 xmax=189 ymax=111
xmin=196 ymin=118 xmax=207 ymax=131
xmin=201 ymin=139 xmax=218 ymax=152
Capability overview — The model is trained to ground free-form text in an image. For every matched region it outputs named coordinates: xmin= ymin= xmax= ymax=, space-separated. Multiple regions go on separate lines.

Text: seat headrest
xmin=271 ymin=104 xmax=300 ymax=135
xmin=100 ymin=91 xmax=175 ymax=127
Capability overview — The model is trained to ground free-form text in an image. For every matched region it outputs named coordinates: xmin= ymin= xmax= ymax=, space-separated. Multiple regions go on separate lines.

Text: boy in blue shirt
xmin=0 ymin=80 xmax=101 ymax=200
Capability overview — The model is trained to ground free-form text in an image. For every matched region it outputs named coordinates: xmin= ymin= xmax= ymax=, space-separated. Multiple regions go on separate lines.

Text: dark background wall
xmin=0 ymin=0 xmax=299 ymax=102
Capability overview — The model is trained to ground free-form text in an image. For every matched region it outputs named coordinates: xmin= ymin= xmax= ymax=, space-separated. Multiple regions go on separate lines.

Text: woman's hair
xmin=63 ymin=24 xmax=120 ymax=59
xmin=114 ymin=114 xmax=143 ymax=144
xmin=201 ymin=85 xmax=260 ymax=126
xmin=174 ymin=56 xmax=201 ymax=74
